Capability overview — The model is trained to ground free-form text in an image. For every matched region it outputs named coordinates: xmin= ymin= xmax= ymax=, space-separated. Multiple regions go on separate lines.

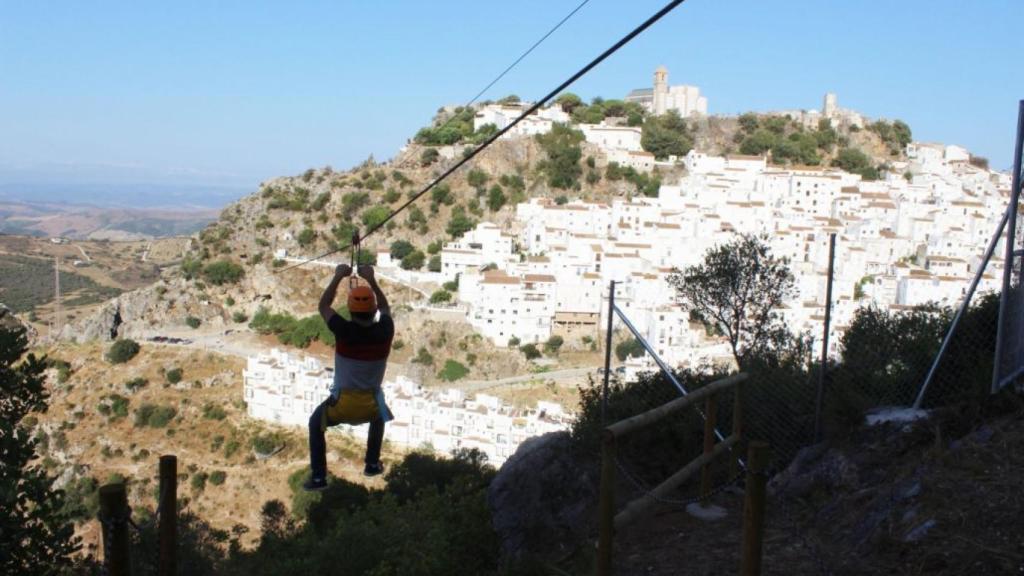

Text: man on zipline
xmin=304 ymin=263 xmax=394 ymax=491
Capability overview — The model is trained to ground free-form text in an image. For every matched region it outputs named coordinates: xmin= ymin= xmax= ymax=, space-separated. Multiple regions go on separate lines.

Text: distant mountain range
xmin=0 ymin=200 xmax=218 ymax=239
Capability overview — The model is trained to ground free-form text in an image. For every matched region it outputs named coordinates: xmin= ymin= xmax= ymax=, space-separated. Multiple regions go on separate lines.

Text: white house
xmin=242 ymin=350 xmax=573 ymax=466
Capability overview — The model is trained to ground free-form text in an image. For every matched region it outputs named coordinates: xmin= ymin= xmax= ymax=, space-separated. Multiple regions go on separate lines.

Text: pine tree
xmin=0 ymin=324 xmax=81 ymax=574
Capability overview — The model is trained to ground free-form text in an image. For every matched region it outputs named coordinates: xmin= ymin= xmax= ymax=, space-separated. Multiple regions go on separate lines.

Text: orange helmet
xmin=347 ymin=285 xmax=377 ymax=314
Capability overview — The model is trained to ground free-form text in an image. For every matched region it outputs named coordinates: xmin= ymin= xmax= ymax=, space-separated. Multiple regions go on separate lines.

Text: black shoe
xmin=364 ymin=461 xmax=385 ymax=477
xmin=302 ymin=477 xmax=328 ymax=492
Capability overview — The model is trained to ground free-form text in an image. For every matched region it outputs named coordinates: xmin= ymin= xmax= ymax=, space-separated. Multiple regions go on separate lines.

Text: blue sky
xmin=1 ymin=0 xmax=1021 ymax=207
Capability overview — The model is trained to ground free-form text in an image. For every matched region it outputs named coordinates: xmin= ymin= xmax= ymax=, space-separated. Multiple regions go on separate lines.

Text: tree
xmin=467 ymin=169 xmax=489 ymax=190
xmin=641 ymin=110 xmax=693 ymax=159
xmin=297 ymin=228 xmax=315 ymax=247
xmin=431 ymin=183 xmax=454 ymax=206
xmin=420 ymin=148 xmax=439 ymax=166
xmin=341 ymin=192 xmax=371 ymax=218
xmin=486 ymin=185 xmax=507 ymax=212
xmin=536 ymin=123 xmax=584 ymax=189
xmin=615 ymin=338 xmax=645 ymax=361
xmin=519 ymin=343 xmax=541 ymax=360
xmin=106 ymin=339 xmax=141 ymax=364
xmin=428 ymin=254 xmax=442 ymax=273
xmin=666 ymin=234 xmax=795 ymax=368
xmin=437 ymin=359 xmax=469 ymax=382
xmin=555 ymin=92 xmax=582 ymax=113
xmin=543 ymin=335 xmax=564 ymax=355
xmin=446 ymin=206 xmax=476 ymax=239
xmin=202 ymin=260 xmax=245 ymax=285
xmin=738 ymin=112 xmax=759 ymax=133
xmin=361 ymin=206 xmax=390 ymax=230
xmin=400 ymin=250 xmax=426 ymax=270
xmin=390 ymin=240 xmax=415 ymax=261
xmin=833 ymin=148 xmax=879 ymax=180
xmin=429 ymin=290 xmax=452 ymax=304
xmin=0 ymin=325 xmax=81 ymax=573
xmin=739 ymin=129 xmax=776 ymax=156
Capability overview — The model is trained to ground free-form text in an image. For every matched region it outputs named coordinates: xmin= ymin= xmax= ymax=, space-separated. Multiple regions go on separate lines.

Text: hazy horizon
xmin=2 ymin=0 xmax=1022 ymax=209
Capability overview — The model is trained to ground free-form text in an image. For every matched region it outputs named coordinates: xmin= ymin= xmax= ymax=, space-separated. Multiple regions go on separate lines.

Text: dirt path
xmin=459 ymin=366 xmax=595 ymax=392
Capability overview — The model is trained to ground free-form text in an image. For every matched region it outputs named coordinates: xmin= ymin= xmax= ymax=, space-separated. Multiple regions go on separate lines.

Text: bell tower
xmin=653 ymin=65 xmax=668 ymax=115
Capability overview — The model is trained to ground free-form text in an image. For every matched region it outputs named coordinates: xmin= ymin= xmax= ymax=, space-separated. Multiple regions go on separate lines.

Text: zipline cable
xmin=428 ymin=0 xmax=591 ymax=137
xmin=278 ymin=0 xmax=686 ymax=273
xmin=288 ymin=0 xmax=588 ymax=274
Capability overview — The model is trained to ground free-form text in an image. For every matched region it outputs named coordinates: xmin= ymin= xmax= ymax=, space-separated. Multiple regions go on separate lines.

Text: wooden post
xmin=159 ymin=455 xmax=177 ymax=576
xmin=699 ymin=394 xmax=717 ymax=504
xmin=730 ymin=379 xmax=744 ymax=480
xmin=99 ymin=483 xmax=132 ymax=576
xmin=596 ymin=432 xmax=617 ymax=576
xmin=740 ymin=442 xmax=770 ymax=576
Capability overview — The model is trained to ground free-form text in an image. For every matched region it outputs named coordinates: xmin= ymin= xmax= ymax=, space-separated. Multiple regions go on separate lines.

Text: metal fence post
xmin=596 ymin=431 xmax=617 ymax=576
xmin=99 ymin=483 xmax=132 ymax=576
xmin=814 ymin=233 xmax=836 ymax=442
xmin=602 ymin=280 xmax=616 ymax=424
xmin=993 ymin=100 xmax=1024 ymax=395
xmin=159 ymin=455 xmax=177 ymax=576
xmin=740 ymin=441 xmax=770 ymax=576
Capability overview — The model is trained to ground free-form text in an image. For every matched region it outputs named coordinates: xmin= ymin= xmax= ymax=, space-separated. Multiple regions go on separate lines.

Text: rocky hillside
xmin=32 ymin=341 xmax=393 ymax=550
xmin=54 ymin=103 xmax=917 ymax=391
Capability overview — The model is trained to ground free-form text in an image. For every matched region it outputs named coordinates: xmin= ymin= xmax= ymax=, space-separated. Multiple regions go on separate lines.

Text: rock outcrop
xmin=487 ymin=431 xmax=598 ymax=564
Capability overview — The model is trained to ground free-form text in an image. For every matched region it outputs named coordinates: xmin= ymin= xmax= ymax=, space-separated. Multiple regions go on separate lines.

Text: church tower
xmin=653 ymin=65 xmax=668 ymax=116
xmin=823 ymin=92 xmax=837 ymax=119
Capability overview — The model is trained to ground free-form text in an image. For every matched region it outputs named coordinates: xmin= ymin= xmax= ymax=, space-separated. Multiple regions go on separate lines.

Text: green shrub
xmin=106 ymin=339 xmax=140 ymax=364
xmin=185 ymin=316 xmax=201 ymax=329
xmin=519 ymin=343 xmax=541 ymax=360
xmin=429 ymin=290 xmax=451 ymax=304
xmin=508 ymin=336 xmax=521 ymax=347
xmin=615 ymin=338 xmax=645 ymax=361
xmin=190 ymin=471 xmax=208 ymax=493
xmin=209 ymin=470 xmax=226 ymax=486
xmin=420 ymin=148 xmax=439 ymax=166
xmin=446 ymin=206 xmax=476 ymax=238
xmin=225 ymin=296 xmax=236 ymax=306
xmin=251 ymin=432 xmax=286 ymax=456
xmin=124 ymin=377 xmax=147 ymax=392
xmin=202 ymin=260 xmax=245 ymax=285
xmin=400 ymin=250 xmax=425 ymax=270
xmin=411 ymin=347 xmax=434 ymax=366
xmin=224 ymin=439 xmax=241 ymax=459
xmin=437 ymin=359 xmax=469 ymax=382
xmin=134 ymin=404 xmax=177 ymax=428
xmin=232 ymin=311 xmax=248 ymax=323
xmin=392 ymin=339 xmax=405 ymax=350
xmin=202 ymin=403 xmax=227 ymax=421
xmin=165 ymin=368 xmax=183 ymax=384
xmin=61 ymin=476 xmax=100 ymax=521
xmin=543 ymin=335 xmax=564 ymax=355
xmin=536 ymin=123 xmax=585 ymax=189
xmin=390 ymin=240 xmax=414 ymax=261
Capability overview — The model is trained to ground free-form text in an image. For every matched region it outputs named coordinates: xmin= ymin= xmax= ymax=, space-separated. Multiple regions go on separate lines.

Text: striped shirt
xmin=327 ymin=313 xmax=394 ymax=396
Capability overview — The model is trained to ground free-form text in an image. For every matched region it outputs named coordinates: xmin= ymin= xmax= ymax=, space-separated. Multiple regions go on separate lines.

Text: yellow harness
xmin=320 ymin=390 xmax=387 ymax=430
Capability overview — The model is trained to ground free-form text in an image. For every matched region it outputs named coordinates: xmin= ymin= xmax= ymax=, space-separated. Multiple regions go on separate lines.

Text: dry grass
xmin=36 ymin=342 xmax=397 ymax=550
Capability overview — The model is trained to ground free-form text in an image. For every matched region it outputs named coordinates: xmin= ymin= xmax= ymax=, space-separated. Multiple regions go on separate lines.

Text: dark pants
xmin=308 ymin=401 xmax=384 ymax=480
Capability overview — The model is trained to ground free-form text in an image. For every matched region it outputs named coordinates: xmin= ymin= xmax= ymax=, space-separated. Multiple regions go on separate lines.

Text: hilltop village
xmin=395 ymin=70 xmax=1009 ymax=369
xmin=255 ymin=67 xmax=1009 ymax=450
